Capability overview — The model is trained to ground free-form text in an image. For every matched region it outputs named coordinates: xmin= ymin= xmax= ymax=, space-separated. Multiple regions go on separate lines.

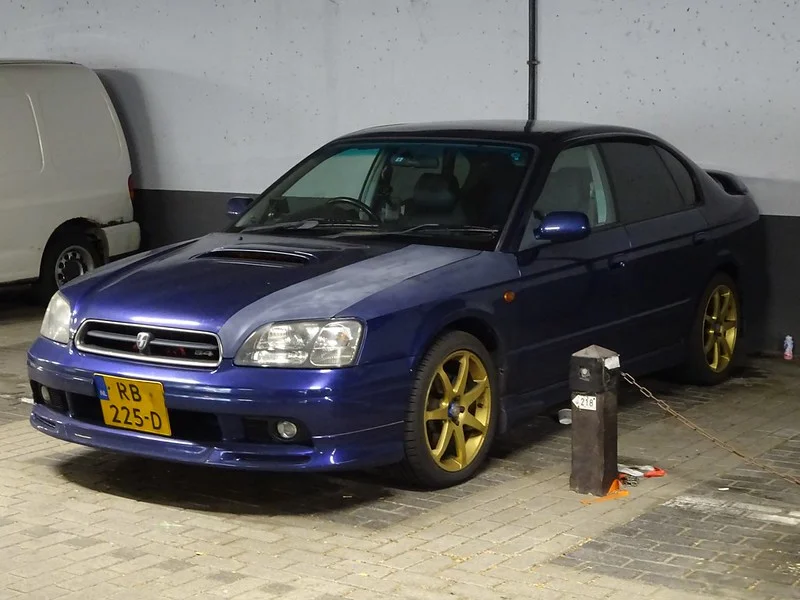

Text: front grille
xmin=75 ymin=320 xmax=222 ymax=368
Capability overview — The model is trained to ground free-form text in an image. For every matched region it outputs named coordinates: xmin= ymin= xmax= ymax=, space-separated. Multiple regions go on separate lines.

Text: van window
xmin=38 ymin=72 xmax=121 ymax=170
xmin=0 ymin=94 xmax=44 ymax=175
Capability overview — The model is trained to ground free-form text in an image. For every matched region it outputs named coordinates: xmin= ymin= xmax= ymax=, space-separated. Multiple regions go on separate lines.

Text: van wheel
xmin=34 ymin=229 xmax=101 ymax=304
xmin=399 ymin=331 xmax=499 ymax=489
xmin=681 ymin=273 xmax=741 ymax=385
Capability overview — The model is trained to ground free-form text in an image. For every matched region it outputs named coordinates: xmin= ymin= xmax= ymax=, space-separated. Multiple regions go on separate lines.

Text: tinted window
xmin=601 ymin=142 xmax=686 ymax=223
xmin=285 ymin=148 xmax=378 ymax=200
xmin=233 ymin=142 xmax=531 ymax=241
xmin=656 ymin=147 xmax=697 ymax=206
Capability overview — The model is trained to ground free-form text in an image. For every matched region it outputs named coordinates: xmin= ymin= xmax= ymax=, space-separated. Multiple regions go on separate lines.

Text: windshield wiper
xmin=328 ymin=223 xmax=499 ymax=238
xmin=397 ymin=223 xmax=499 ymax=235
xmin=241 ymin=219 xmax=378 ymax=235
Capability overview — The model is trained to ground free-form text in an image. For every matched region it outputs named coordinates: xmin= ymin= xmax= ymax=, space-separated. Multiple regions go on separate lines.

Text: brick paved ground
xmin=1 ymin=292 xmax=799 ymax=600
xmin=0 ymin=291 xmax=37 ymax=426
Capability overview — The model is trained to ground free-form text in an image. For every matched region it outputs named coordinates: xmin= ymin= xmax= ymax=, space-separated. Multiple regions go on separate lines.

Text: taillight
xmin=128 ymin=174 xmax=134 ymax=201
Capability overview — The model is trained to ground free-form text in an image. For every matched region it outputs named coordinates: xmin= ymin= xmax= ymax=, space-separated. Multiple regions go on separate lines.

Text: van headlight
xmin=234 ymin=320 xmax=363 ymax=368
xmin=40 ymin=292 xmax=72 ymax=344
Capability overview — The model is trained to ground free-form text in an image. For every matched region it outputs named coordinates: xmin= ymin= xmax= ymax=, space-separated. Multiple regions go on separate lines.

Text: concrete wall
xmin=2 ymin=0 xmax=528 ymax=194
xmin=3 ymin=0 xmax=528 ymax=247
xmin=537 ymin=0 xmax=800 ymax=351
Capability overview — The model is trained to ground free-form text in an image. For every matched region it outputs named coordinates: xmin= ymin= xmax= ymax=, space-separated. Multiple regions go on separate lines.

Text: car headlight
xmin=40 ymin=292 xmax=72 ymax=344
xmin=234 ymin=320 xmax=364 ymax=368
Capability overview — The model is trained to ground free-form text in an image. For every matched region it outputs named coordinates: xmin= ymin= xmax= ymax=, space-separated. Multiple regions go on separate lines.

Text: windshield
xmin=230 ymin=141 xmax=532 ymax=247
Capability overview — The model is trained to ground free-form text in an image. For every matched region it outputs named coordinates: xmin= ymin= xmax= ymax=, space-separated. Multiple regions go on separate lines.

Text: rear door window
xmin=600 ymin=142 xmax=686 ymax=223
xmin=655 ymin=146 xmax=697 ymax=206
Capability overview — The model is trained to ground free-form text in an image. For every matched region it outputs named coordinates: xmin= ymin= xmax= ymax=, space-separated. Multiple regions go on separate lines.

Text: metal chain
xmin=620 ymin=371 xmax=800 ymax=487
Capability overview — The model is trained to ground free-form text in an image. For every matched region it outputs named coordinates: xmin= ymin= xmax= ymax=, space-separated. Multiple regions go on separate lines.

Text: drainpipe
xmin=527 ymin=0 xmax=538 ymax=121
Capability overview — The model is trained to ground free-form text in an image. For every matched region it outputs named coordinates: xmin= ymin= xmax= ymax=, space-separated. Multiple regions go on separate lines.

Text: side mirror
xmin=227 ymin=196 xmax=254 ymax=219
xmin=534 ymin=211 xmax=591 ymax=243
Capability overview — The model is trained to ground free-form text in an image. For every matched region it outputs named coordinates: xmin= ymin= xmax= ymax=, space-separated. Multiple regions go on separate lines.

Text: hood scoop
xmin=195 ymin=247 xmax=314 ymax=268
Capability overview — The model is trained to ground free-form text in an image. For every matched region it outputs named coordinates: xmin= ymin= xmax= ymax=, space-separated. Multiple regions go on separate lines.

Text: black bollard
xmin=568 ymin=345 xmax=620 ymax=496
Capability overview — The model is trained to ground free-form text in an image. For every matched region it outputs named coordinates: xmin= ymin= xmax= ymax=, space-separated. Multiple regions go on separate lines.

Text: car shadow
xmin=55 ymin=452 xmax=399 ymax=517
xmin=0 ymin=287 xmax=42 ymax=323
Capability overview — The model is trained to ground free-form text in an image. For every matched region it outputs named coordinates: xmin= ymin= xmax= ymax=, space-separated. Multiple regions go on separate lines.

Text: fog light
xmin=276 ymin=420 xmax=298 ymax=440
xmin=40 ymin=386 xmax=51 ymax=403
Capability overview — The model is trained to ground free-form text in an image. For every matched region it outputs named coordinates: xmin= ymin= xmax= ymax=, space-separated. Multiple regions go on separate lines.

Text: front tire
xmin=682 ymin=273 xmax=742 ymax=385
xmin=400 ymin=331 xmax=499 ymax=489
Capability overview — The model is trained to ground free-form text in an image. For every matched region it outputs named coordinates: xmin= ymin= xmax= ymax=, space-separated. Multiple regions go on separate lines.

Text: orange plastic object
xmin=580 ymin=478 xmax=629 ymax=504
xmin=644 ymin=467 xmax=666 ymax=478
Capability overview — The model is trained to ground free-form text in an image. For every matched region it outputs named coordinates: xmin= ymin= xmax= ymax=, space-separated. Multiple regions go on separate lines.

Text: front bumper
xmin=27 ymin=337 xmax=412 ymax=471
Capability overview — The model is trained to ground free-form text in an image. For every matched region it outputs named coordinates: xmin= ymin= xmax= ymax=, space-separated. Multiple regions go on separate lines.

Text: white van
xmin=0 ymin=60 xmax=140 ymax=302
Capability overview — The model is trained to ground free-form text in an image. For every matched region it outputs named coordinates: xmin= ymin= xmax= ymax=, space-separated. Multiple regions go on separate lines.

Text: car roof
xmin=334 ymin=119 xmax=653 ymax=145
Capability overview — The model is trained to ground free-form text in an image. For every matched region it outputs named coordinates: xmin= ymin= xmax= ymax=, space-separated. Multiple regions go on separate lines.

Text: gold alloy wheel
xmin=423 ymin=350 xmax=492 ymax=472
xmin=703 ymin=284 xmax=739 ymax=373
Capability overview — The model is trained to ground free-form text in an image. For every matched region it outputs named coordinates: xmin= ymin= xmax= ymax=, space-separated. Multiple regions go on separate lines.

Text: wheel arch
xmin=409 ymin=305 xmax=510 ymax=431
xmin=714 ymin=257 xmax=740 ymax=284
xmin=41 ymin=218 xmax=106 ymax=267
xmin=709 ymin=250 xmax=747 ymax=331
xmin=411 ymin=307 xmax=505 ymax=365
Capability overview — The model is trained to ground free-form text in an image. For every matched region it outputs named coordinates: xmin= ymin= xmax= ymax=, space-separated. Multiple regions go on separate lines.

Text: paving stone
xmin=2 ymin=300 xmax=800 ymax=600
xmin=651 ymin=543 xmax=719 ymax=561
xmin=636 ymin=573 xmax=710 ymax=593
xmin=568 ymin=548 xmax=632 ymax=568
xmin=558 ymin=420 xmax=800 ymax=599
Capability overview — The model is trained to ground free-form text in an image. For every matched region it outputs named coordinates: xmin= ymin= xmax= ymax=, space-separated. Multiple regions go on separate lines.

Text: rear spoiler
xmin=705 ymin=169 xmax=750 ymax=196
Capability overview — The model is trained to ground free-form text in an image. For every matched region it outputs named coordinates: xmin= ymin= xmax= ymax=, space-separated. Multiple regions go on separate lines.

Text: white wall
xmin=537 ymin=0 xmax=800 ymax=216
xmin=1 ymin=0 xmax=529 ymax=193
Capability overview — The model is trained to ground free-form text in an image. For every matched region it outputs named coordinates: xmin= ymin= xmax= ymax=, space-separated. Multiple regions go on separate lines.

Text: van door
xmin=0 ymin=86 xmax=46 ymax=282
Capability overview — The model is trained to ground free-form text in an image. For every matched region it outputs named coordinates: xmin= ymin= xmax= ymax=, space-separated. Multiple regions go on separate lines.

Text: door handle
xmin=693 ymin=231 xmax=709 ymax=245
xmin=609 ymin=254 xmax=627 ymax=269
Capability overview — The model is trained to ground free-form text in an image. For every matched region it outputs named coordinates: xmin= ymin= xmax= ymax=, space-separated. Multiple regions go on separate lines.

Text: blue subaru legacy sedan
xmin=28 ymin=120 xmax=764 ymax=488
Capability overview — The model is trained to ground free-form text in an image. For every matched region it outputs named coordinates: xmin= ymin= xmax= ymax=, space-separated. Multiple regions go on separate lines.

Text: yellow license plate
xmin=94 ymin=374 xmax=172 ymax=437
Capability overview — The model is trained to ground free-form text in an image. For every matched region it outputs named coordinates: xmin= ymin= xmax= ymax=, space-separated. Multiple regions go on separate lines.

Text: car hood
xmin=67 ymin=232 xmax=480 ymax=356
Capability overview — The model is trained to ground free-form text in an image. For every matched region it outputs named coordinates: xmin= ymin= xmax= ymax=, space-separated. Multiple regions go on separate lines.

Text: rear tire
xmin=399 ymin=331 xmax=499 ymax=489
xmin=681 ymin=272 xmax=742 ymax=385
xmin=34 ymin=228 xmax=101 ymax=305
